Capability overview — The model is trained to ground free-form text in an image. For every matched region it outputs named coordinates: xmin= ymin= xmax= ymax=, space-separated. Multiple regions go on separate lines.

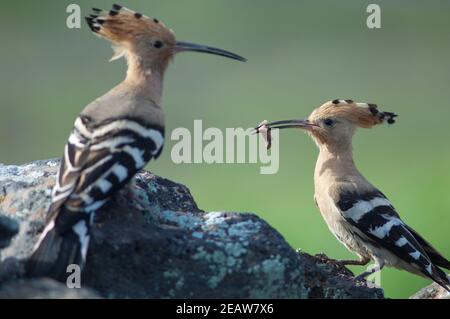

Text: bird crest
xmin=85 ymin=4 xmax=176 ymax=61
xmin=310 ymin=99 xmax=398 ymax=128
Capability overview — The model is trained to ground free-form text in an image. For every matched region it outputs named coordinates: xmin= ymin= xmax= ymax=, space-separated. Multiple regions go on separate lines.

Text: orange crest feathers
xmin=312 ymin=99 xmax=398 ymax=128
xmin=85 ymin=4 xmax=176 ymax=60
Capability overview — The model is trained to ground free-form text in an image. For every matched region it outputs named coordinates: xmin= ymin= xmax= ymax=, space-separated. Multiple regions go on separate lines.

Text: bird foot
xmin=354 ymin=272 xmax=370 ymax=282
xmin=353 ymin=262 xmax=384 ymax=288
xmin=353 ymin=274 xmax=381 ymax=289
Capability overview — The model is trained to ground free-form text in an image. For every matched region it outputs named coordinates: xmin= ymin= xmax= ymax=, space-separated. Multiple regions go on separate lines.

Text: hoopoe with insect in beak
xmin=26 ymin=4 xmax=246 ymax=281
xmin=256 ymin=99 xmax=450 ymax=291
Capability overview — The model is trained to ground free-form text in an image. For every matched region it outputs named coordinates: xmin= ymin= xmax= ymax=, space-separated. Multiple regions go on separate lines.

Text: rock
xmin=410 ymin=282 xmax=450 ymax=299
xmin=0 ymin=160 xmax=384 ymax=299
xmin=0 ymin=278 xmax=100 ymax=299
xmin=0 ymin=215 xmax=19 ymax=249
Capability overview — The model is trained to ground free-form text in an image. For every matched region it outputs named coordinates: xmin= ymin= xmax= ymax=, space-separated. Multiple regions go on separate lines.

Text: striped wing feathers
xmin=336 ymin=190 xmax=443 ymax=279
xmin=49 ymin=115 xmax=164 ymax=228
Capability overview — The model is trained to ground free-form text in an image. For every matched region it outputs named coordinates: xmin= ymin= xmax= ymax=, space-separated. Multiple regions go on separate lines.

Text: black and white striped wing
xmin=49 ymin=115 xmax=164 ymax=232
xmin=48 ymin=116 xmax=92 ymax=222
xmin=336 ymin=190 xmax=443 ymax=280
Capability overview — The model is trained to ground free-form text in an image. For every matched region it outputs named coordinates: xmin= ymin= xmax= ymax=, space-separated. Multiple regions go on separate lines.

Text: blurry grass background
xmin=0 ymin=0 xmax=449 ymax=298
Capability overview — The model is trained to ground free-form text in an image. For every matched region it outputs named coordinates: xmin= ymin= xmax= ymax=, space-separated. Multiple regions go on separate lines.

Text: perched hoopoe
xmin=27 ymin=4 xmax=245 ymax=281
xmin=256 ymin=99 xmax=450 ymax=291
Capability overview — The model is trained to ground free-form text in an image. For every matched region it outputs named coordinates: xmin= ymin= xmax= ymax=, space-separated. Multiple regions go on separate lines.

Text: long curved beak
xmin=175 ymin=41 xmax=247 ymax=62
xmin=255 ymin=119 xmax=318 ymax=131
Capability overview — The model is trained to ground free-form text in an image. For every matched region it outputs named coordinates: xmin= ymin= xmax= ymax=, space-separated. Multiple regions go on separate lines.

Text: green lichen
xmin=163 ymin=269 xmax=182 ymax=279
xmin=211 ymin=251 xmax=226 ymax=264
xmin=246 ymin=255 xmax=290 ymax=298
xmin=191 ymin=236 xmax=249 ymax=289
xmin=191 ymin=247 xmax=228 ymax=289
xmin=228 ymin=220 xmax=261 ymax=239
xmin=224 ymin=242 xmax=246 ymax=258
xmin=163 ymin=269 xmax=185 ymax=293
xmin=160 ymin=210 xmax=202 ymax=230
xmin=191 ymin=231 xmax=203 ymax=239
xmin=208 ymin=267 xmax=227 ymax=289
xmin=203 ymin=212 xmax=226 ymax=227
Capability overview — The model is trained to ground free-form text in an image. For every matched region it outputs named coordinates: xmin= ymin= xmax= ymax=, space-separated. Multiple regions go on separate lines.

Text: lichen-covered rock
xmin=0 ymin=160 xmax=384 ymax=299
xmin=410 ymin=282 xmax=450 ymax=299
xmin=0 ymin=215 xmax=19 ymax=249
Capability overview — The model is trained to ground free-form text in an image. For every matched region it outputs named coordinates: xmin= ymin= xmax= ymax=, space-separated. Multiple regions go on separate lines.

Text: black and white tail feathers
xmin=406 ymin=224 xmax=450 ymax=291
xmin=405 ymin=225 xmax=450 ymax=271
xmin=26 ymin=211 xmax=90 ymax=282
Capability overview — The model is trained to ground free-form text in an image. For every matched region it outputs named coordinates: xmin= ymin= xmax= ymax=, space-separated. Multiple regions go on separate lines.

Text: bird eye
xmin=323 ymin=118 xmax=334 ymax=127
xmin=153 ymin=40 xmax=164 ymax=49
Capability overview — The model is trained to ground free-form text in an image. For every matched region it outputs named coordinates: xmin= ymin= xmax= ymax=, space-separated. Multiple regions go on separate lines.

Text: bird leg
xmin=354 ymin=260 xmax=385 ymax=281
xmin=313 ymin=254 xmax=371 ymax=275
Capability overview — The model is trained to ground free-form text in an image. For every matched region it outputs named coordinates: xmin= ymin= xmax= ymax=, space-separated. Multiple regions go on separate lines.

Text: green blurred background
xmin=1 ymin=0 xmax=449 ymax=298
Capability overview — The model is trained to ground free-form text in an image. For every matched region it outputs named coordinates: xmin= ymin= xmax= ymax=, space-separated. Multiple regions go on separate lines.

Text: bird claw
xmin=354 ymin=273 xmax=369 ymax=282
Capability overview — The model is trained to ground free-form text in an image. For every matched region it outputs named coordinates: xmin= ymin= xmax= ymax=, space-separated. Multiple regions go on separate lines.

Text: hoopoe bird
xmin=26 ymin=4 xmax=245 ymax=281
xmin=256 ymin=99 xmax=450 ymax=291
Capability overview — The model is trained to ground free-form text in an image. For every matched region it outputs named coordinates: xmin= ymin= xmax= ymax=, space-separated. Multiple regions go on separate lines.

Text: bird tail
xmin=428 ymin=265 xmax=450 ymax=293
xmin=406 ymin=225 xmax=450 ymax=270
xmin=403 ymin=225 xmax=450 ymax=292
xmin=26 ymin=218 xmax=90 ymax=282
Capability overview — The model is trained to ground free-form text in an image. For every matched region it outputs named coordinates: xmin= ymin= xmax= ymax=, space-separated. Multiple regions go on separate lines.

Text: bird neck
xmin=314 ymin=142 xmax=362 ymax=183
xmin=123 ymin=53 xmax=168 ymax=106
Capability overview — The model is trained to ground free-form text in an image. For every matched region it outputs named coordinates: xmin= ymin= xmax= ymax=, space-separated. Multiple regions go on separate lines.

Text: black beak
xmin=175 ymin=41 xmax=247 ymax=62
xmin=255 ymin=119 xmax=318 ymax=131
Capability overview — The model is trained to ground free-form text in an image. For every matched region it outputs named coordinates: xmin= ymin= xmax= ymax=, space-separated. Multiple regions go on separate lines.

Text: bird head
xmin=256 ymin=99 xmax=397 ymax=150
xmin=85 ymin=4 xmax=246 ymax=72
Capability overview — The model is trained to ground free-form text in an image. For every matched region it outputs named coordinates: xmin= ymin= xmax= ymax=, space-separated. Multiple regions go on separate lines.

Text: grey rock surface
xmin=410 ymin=282 xmax=450 ymax=299
xmin=0 ymin=278 xmax=100 ymax=299
xmin=0 ymin=215 xmax=19 ymax=249
xmin=0 ymin=159 xmax=384 ymax=299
